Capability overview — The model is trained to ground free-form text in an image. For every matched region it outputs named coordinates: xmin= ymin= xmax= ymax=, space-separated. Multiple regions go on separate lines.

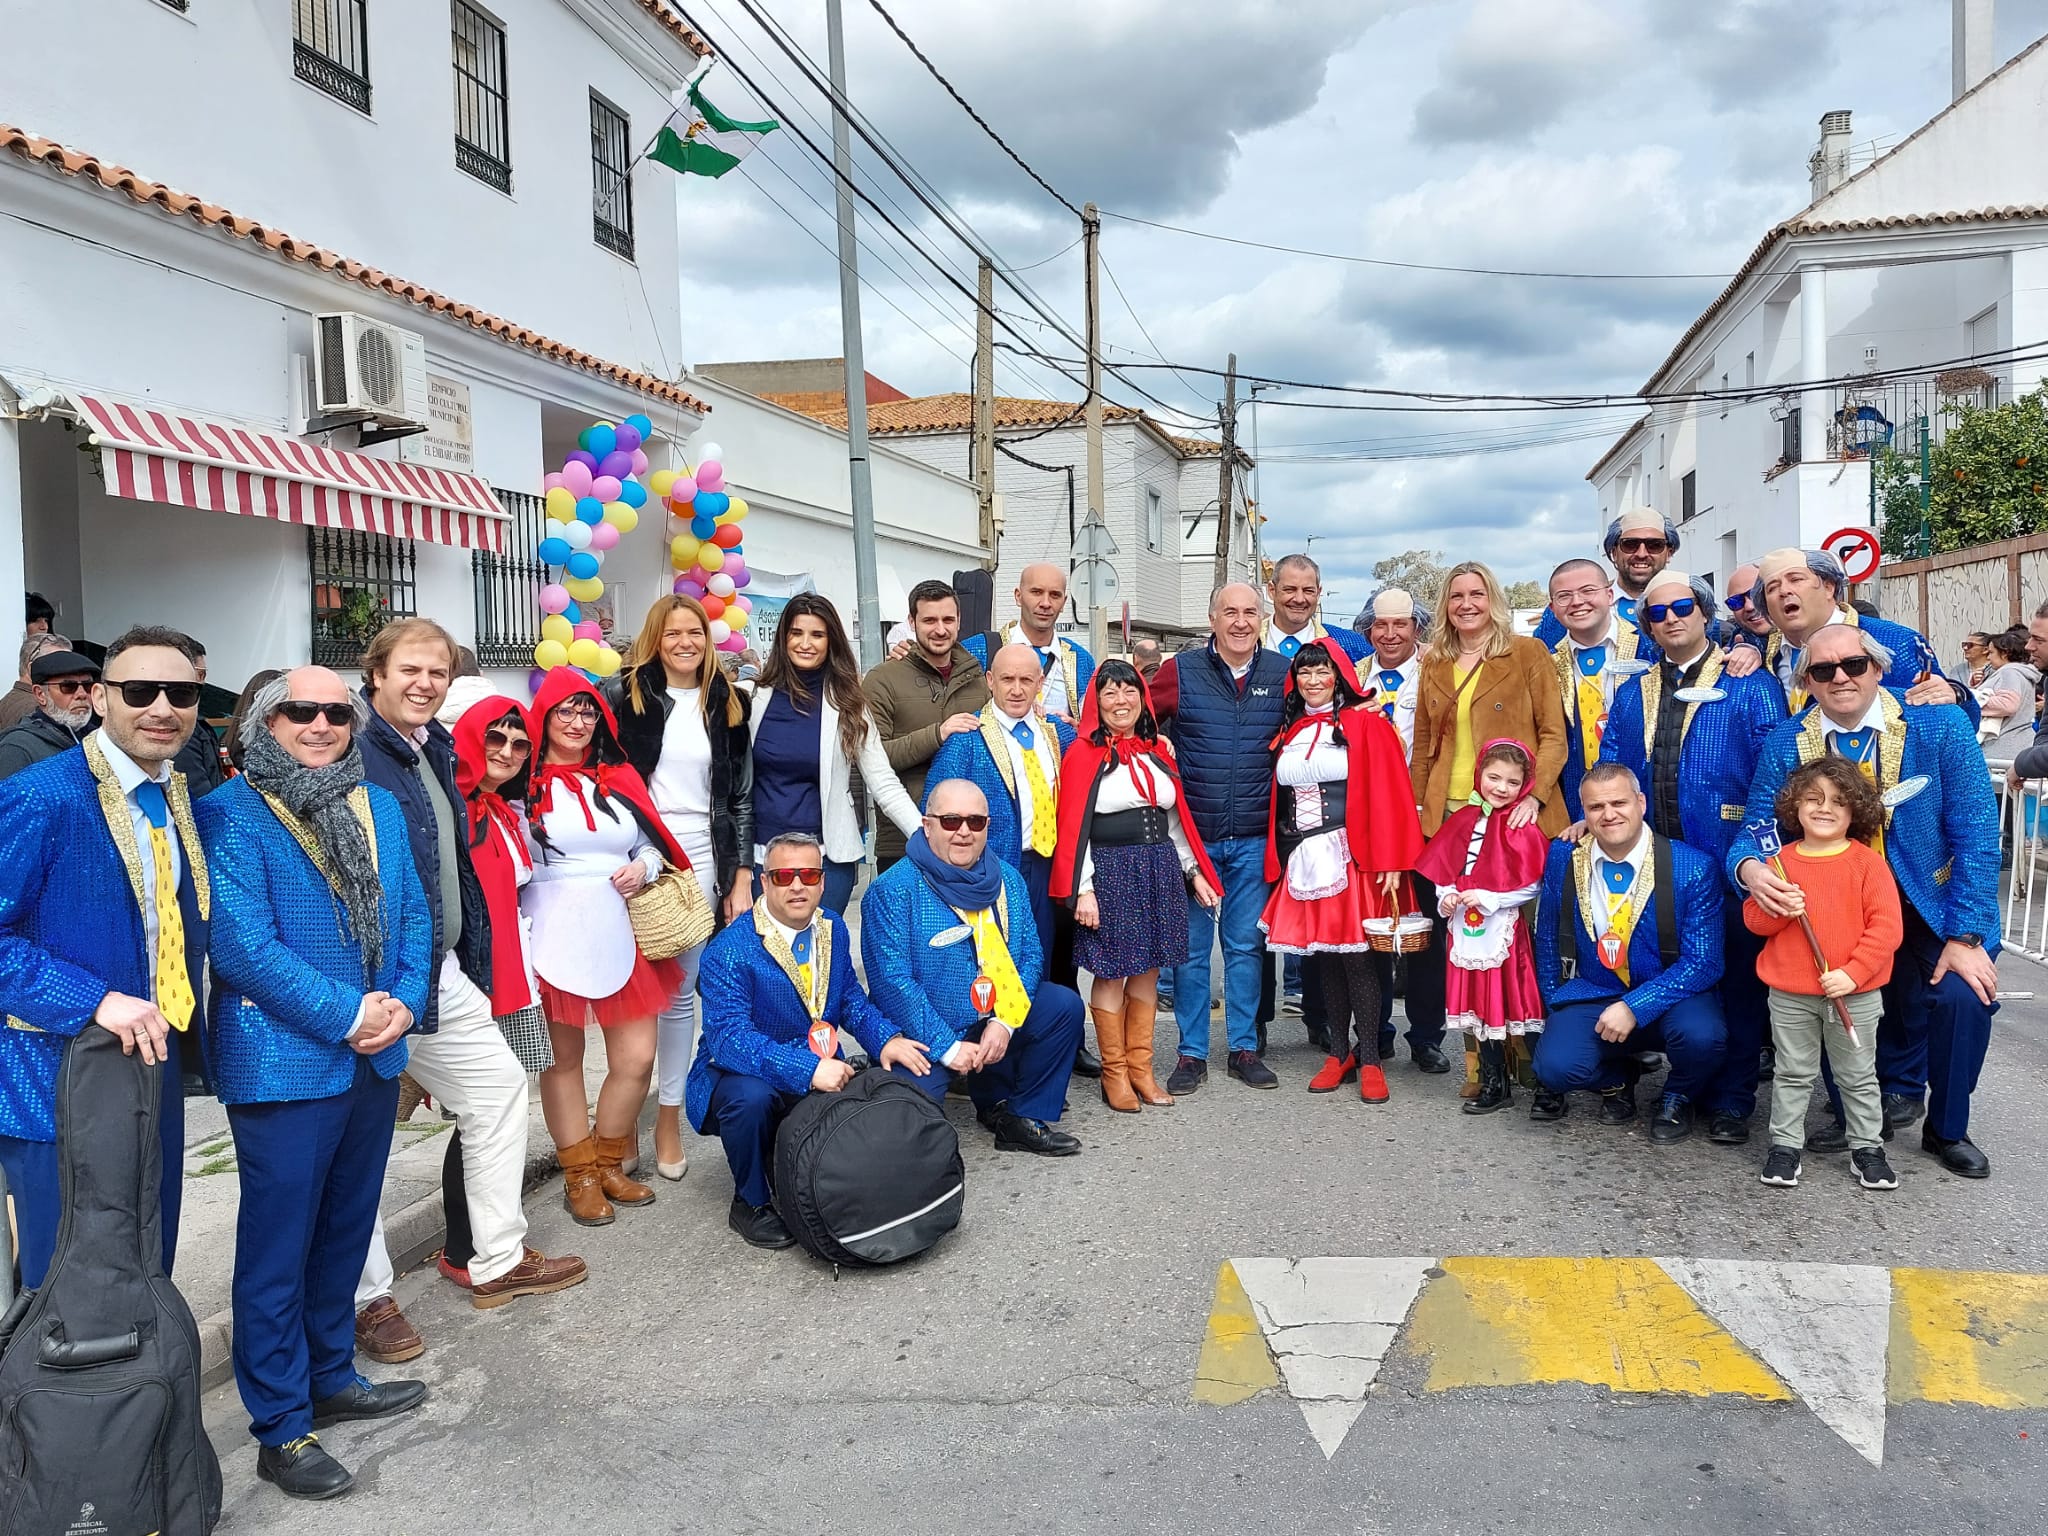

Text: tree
xmin=1882 ymin=385 xmax=2048 ymax=557
xmin=1366 ymin=549 xmax=1450 ymax=622
xmin=1502 ymin=579 xmax=1545 ymax=609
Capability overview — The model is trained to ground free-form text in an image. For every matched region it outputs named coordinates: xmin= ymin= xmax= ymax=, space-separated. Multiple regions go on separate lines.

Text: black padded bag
xmin=772 ymin=1069 xmax=965 ymax=1267
xmin=0 ymin=1026 xmax=222 ymax=1534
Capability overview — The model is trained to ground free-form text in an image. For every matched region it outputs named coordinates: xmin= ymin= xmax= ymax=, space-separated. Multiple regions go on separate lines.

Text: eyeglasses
xmin=1724 ymin=593 xmax=1751 ymax=611
xmin=1806 ymin=656 xmax=1875 ymax=683
xmin=484 ymin=730 xmax=531 ymax=756
xmin=1616 ymin=537 xmax=1669 ymax=554
xmin=1550 ymin=584 xmax=1608 ymax=606
xmin=765 ymin=866 xmax=824 ymax=887
xmin=926 ymin=812 xmax=989 ymax=832
xmin=111 ymin=680 xmax=201 ymax=710
xmin=43 ymin=678 xmax=93 ymax=696
xmin=274 ymin=700 xmax=354 ymax=727
xmin=551 ymin=701 xmax=600 ymax=722
xmin=1643 ymin=598 xmax=1698 ymax=623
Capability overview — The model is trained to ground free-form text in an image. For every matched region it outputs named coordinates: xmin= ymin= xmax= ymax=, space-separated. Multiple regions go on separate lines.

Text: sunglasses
xmin=111 ymin=680 xmax=201 ymax=710
xmin=43 ymin=678 xmax=94 ymax=696
xmin=1806 ymin=656 xmax=1875 ymax=683
xmin=765 ymin=866 xmax=824 ymax=887
xmin=484 ymin=729 xmax=531 ymax=756
xmin=1616 ymin=537 xmax=1669 ymax=554
xmin=273 ymin=700 xmax=354 ymax=727
xmin=1644 ymin=598 xmax=1698 ymax=623
xmin=926 ymin=812 xmax=990 ymax=832
xmin=1725 ymin=593 xmax=1751 ymax=611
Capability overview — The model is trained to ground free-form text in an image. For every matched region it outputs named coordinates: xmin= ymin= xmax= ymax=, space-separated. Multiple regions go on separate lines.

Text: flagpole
xmin=825 ymin=0 xmax=884 ymax=669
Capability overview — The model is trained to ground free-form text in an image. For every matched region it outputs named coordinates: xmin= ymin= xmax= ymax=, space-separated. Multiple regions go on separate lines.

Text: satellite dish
xmin=1674 ymin=687 xmax=1727 ymax=704
xmin=1881 ymin=775 xmax=1931 ymax=809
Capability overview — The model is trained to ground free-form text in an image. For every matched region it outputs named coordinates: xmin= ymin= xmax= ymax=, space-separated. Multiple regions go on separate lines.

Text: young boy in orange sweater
xmin=1743 ymin=758 xmax=1904 ymax=1191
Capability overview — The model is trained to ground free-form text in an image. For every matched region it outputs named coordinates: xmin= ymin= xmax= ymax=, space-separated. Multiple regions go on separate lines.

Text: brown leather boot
xmin=558 ymin=1136 xmax=614 ymax=1226
xmin=1092 ymin=1006 xmax=1140 ymax=1113
xmin=1124 ymin=995 xmax=1173 ymax=1106
xmin=593 ymin=1132 xmax=657 ymax=1207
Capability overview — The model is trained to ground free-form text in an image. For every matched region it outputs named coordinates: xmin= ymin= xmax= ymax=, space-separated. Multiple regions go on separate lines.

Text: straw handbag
xmin=627 ymin=862 xmax=715 ymax=960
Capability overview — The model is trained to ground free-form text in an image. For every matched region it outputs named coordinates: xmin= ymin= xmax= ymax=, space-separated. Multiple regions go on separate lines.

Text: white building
xmin=1587 ymin=11 xmax=2048 ymax=598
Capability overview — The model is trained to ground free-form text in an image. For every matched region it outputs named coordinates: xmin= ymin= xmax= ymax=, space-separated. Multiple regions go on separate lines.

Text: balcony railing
xmin=1828 ymin=371 xmax=2002 ymax=459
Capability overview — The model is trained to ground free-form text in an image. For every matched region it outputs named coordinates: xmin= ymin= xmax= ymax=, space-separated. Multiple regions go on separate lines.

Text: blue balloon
xmin=624 ymin=413 xmax=654 ymax=438
xmin=618 ymin=479 xmax=648 ymax=508
xmin=691 ymin=515 xmax=716 ymax=539
xmin=562 ymin=600 xmax=582 ymax=623
xmin=694 ymin=490 xmax=730 ymax=518
xmin=566 ymin=551 xmax=601 ymax=580
xmin=580 ymin=668 xmax=602 ymax=683
xmin=575 ymin=496 xmax=605 ymax=525
xmin=586 ymin=423 xmax=617 ymax=459
xmin=536 ymin=537 xmax=572 ymax=566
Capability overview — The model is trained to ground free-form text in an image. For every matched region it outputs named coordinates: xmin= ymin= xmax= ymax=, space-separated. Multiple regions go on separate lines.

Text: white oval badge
xmin=1882 ymin=774 xmax=1932 ymax=809
xmin=928 ymin=924 xmax=975 ymax=948
xmin=1674 ymin=687 xmax=1727 ymax=704
xmin=1609 ymin=659 xmax=1652 ymax=677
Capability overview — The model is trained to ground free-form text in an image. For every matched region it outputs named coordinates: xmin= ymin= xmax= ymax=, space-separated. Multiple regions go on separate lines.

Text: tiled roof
xmin=632 ymin=0 xmax=710 ymax=57
xmin=798 ymin=393 xmax=1141 ymax=435
xmin=0 ymin=124 xmax=710 ymax=414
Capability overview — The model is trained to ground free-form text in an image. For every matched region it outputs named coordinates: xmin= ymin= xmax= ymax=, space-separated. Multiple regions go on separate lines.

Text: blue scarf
xmin=906 ymin=828 xmax=1004 ymax=911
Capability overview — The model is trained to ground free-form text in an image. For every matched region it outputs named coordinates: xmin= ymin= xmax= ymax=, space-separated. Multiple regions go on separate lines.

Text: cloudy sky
xmin=671 ymin=0 xmax=2048 ymax=617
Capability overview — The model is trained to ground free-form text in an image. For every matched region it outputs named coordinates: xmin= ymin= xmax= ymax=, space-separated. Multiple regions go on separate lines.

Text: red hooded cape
xmin=1412 ymin=737 xmax=1550 ymax=893
xmin=1262 ymin=638 xmax=1424 ymax=885
xmin=1049 ymin=666 xmax=1220 ymax=900
xmin=453 ymin=693 xmax=538 ymax=1014
xmin=527 ymin=667 xmax=692 ymax=876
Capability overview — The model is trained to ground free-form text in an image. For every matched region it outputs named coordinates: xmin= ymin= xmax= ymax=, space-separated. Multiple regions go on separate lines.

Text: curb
xmin=194 ymin=1098 xmax=657 ymax=1393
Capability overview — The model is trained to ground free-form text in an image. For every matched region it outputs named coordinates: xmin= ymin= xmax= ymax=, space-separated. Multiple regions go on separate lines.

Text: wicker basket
xmin=626 ymin=863 xmax=715 ymax=960
xmin=1362 ymin=873 xmax=1432 ymax=954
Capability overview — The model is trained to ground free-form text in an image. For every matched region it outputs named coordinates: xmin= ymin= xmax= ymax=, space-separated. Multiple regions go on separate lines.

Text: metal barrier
xmin=1988 ymin=759 xmax=2048 ymax=965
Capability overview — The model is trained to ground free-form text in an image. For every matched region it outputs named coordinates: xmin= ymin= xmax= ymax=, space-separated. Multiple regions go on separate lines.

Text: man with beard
xmin=0 ymin=649 xmax=101 ymax=778
xmin=1534 ymin=508 xmax=1680 ymax=646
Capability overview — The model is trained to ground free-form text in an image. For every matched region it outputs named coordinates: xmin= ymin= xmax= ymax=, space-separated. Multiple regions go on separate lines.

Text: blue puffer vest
xmin=1167 ymin=640 xmax=1287 ymax=842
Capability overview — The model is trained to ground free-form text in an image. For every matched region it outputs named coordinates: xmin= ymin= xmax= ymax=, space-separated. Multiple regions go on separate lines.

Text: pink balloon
xmin=696 ymin=463 xmax=724 ymax=493
xmin=588 ymin=522 xmax=621 ymax=550
xmin=591 ymin=475 xmax=623 ymax=503
xmin=539 ymin=584 xmax=572 ymax=614
xmin=729 ymin=594 xmax=751 ymax=612
xmin=561 ymin=460 xmax=593 ymax=497
xmin=630 ymin=448 xmax=650 ymax=476
xmin=544 ymin=472 xmax=566 ymax=492
xmin=574 ymin=620 xmax=603 ymax=641
xmin=669 ymin=479 xmax=697 ymax=505
xmin=717 ymin=634 xmax=747 ymax=653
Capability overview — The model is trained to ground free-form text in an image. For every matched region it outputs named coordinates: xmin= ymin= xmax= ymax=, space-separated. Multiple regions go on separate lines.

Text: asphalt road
xmin=201 ymin=981 xmax=2048 ymax=1534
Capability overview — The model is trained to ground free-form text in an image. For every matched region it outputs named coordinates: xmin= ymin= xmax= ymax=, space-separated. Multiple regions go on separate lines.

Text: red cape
xmin=1049 ymin=667 xmax=1220 ymax=900
xmin=453 ymin=693 xmax=539 ymax=1013
xmin=527 ymin=666 xmax=691 ymax=875
xmin=1414 ymin=800 xmax=1550 ymax=892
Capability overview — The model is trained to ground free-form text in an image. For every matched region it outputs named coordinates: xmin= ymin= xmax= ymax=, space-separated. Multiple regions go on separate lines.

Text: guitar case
xmin=0 ymin=1025 xmax=221 ymax=1534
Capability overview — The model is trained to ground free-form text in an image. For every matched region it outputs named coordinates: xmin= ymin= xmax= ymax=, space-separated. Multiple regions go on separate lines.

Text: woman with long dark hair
xmin=749 ymin=593 xmax=920 ymax=914
xmin=606 ymin=594 xmax=754 ymax=1182
xmin=1051 ymin=660 xmax=1220 ymax=1112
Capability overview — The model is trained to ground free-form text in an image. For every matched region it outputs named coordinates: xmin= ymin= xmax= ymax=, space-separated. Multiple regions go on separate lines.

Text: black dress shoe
xmin=1598 ymin=1087 xmax=1638 ymax=1126
xmin=1756 ymin=1045 xmax=1775 ymax=1083
xmin=310 ymin=1376 xmax=427 ymax=1426
xmin=1921 ymin=1127 xmax=1991 ymax=1179
xmin=1411 ymin=1043 xmax=1452 ymax=1074
xmin=1226 ymin=1050 xmax=1279 ymax=1089
xmin=1529 ymin=1090 xmax=1568 ymax=1122
xmin=729 ymin=1195 xmax=796 ymax=1249
xmin=1708 ymin=1112 xmax=1751 ymax=1145
xmin=1882 ymin=1092 xmax=1925 ymax=1131
xmin=181 ymin=1070 xmax=210 ymax=1098
xmin=1805 ymin=1120 xmax=1850 ymax=1154
xmin=1071 ymin=1043 xmax=1103 ymax=1079
xmin=991 ymin=1111 xmax=1081 ymax=1156
xmin=1166 ymin=1056 xmax=1207 ymax=1095
xmin=1649 ymin=1093 xmax=1695 ymax=1143
xmin=257 ymin=1435 xmax=353 ymax=1500
xmin=1305 ymin=1025 xmax=1332 ymax=1055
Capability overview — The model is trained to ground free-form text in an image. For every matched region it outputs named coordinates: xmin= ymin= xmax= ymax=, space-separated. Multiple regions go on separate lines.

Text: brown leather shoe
xmin=471 ymin=1247 xmax=589 ymax=1311
xmin=1091 ymin=1006 xmax=1140 ymax=1113
xmin=593 ymin=1132 xmax=657 ymax=1207
xmin=354 ymin=1296 xmax=424 ymax=1363
xmin=558 ymin=1136 xmax=614 ymax=1226
xmin=1124 ymin=995 xmax=1173 ymax=1106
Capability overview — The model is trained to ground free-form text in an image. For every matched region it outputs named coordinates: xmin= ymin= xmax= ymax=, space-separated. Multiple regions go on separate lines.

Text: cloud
xmin=1643 ymin=0 xmax=1848 ymax=111
xmin=1410 ymin=0 xmax=1629 ymax=145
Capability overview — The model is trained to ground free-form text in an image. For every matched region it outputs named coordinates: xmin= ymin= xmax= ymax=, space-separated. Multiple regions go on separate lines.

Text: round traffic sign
xmin=1823 ymin=525 xmax=1882 ymax=584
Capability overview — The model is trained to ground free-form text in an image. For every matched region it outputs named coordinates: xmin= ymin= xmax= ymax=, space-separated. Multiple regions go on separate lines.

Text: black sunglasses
xmin=1724 ymin=593 xmax=1751 ymax=611
xmin=484 ymin=729 xmax=531 ymax=756
xmin=927 ymin=812 xmax=989 ymax=832
xmin=112 ymin=680 xmax=201 ymax=710
xmin=274 ymin=700 xmax=354 ymax=727
xmin=1644 ymin=598 xmax=1698 ymax=623
xmin=1807 ymin=656 xmax=1875 ymax=683
xmin=43 ymin=677 xmax=94 ymax=696
xmin=765 ymin=866 xmax=824 ymax=887
xmin=1617 ymin=537 xmax=1669 ymax=553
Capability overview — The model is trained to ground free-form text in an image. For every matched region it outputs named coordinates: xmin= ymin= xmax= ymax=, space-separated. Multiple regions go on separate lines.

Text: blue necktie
xmin=1577 ymin=645 xmax=1609 ymax=679
xmin=1600 ymin=859 xmax=1634 ymax=896
xmin=1830 ymin=729 xmax=1875 ymax=763
xmin=1616 ymin=597 xmax=1638 ymax=627
xmin=136 ymin=780 xmax=169 ymax=829
xmin=1012 ymin=720 xmax=1035 ymax=747
xmin=790 ymin=927 xmax=812 ymax=965
xmin=1278 ymin=633 xmax=1301 ymax=658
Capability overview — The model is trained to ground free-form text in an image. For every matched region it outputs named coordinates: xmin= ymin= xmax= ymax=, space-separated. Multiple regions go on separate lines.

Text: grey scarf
xmin=241 ymin=726 xmax=385 ymax=977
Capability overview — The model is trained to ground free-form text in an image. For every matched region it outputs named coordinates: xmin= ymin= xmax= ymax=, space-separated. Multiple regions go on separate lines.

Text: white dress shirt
xmin=93 ymin=729 xmax=179 ymax=976
xmin=1587 ymin=825 xmax=1653 ymax=927
xmin=1003 ymin=624 xmax=1073 ymax=719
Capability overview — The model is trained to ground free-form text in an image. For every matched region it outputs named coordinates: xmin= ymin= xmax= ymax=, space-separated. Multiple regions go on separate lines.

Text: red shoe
xmin=436 ymin=1253 xmax=472 ymax=1289
xmin=1308 ymin=1054 xmax=1357 ymax=1093
xmin=1359 ymin=1064 xmax=1391 ymax=1104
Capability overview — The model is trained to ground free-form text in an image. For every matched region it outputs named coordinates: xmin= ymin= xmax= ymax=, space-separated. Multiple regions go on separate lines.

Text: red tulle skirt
xmin=540 ymin=952 xmax=684 ymax=1029
xmin=1259 ymin=874 xmax=1381 ymax=953
xmin=1445 ymin=930 xmax=1546 ymax=1040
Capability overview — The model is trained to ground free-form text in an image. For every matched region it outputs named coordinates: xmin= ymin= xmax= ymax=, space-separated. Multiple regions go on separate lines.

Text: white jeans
xmin=657 ymin=819 xmax=719 ymax=1108
xmin=357 ymin=957 xmax=531 ymax=1297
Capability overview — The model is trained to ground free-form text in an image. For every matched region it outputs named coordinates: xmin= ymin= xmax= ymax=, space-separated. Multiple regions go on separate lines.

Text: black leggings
xmin=1317 ymin=951 xmax=1384 ymax=1063
xmin=439 ymin=1131 xmax=474 ymax=1271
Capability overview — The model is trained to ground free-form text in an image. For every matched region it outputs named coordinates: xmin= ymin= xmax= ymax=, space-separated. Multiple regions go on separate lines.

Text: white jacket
xmin=748 ymin=683 xmax=922 ymax=863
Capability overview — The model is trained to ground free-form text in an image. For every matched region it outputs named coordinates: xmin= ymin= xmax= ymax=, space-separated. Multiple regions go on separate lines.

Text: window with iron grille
xmin=309 ymin=528 xmax=417 ymax=668
xmin=452 ymin=2 xmax=511 ymax=192
xmin=295 ymin=0 xmax=372 ymax=114
xmin=591 ymin=92 xmax=635 ymax=260
xmin=472 ymin=489 xmax=548 ymax=667
xmin=1680 ymin=469 xmax=1697 ymax=523
xmin=155 ymin=0 xmax=191 ymax=11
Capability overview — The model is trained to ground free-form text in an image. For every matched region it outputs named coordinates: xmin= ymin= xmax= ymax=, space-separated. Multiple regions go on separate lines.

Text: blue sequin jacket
xmin=923 ymin=713 xmax=1076 ymax=868
xmin=860 ymin=856 xmax=1041 ymax=1061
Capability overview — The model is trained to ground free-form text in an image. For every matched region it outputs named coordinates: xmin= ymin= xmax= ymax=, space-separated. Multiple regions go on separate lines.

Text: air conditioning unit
xmin=314 ymin=312 xmax=429 ymax=429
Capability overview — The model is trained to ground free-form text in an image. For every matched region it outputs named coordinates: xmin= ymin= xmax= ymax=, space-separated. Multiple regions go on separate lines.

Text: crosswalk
xmin=1194 ymin=1256 xmax=2048 ymax=1466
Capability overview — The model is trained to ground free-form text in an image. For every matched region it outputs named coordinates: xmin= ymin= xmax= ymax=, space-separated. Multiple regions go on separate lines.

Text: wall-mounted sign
xmin=400 ymin=374 xmax=474 ymax=471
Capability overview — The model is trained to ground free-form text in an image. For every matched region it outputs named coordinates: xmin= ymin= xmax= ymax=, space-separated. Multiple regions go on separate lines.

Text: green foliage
xmin=1875 ymin=447 xmax=1927 ymax=559
xmin=1917 ymin=386 xmax=2048 ymax=555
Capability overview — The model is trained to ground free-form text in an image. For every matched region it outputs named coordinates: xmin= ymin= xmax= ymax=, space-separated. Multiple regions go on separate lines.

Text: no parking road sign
xmin=1823 ymin=525 xmax=1882 ymax=584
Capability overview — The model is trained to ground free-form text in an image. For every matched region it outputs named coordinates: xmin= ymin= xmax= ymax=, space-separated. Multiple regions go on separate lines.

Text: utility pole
xmin=1081 ymin=201 xmax=1109 ymax=661
xmin=825 ymin=0 xmax=882 ymax=667
xmin=1212 ymin=353 xmax=1237 ymax=589
xmin=973 ymin=258 xmax=997 ymax=570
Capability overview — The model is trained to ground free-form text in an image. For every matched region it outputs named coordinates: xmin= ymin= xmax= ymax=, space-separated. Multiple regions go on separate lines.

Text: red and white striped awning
xmin=67 ymin=392 xmax=508 ymax=552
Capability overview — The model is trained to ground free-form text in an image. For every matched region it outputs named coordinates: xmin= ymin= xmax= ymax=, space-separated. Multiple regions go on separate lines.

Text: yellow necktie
xmin=1576 ymin=673 xmax=1606 ymax=768
xmin=1014 ymin=723 xmax=1058 ymax=857
xmin=137 ymin=783 xmax=193 ymax=1031
xmin=796 ymin=960 xmax=813 ymax=1001
xmin=1603 ymin=896 xmax=1636 ymax=986
xmin=967 ymin=908 xmax=1031 ymax=1031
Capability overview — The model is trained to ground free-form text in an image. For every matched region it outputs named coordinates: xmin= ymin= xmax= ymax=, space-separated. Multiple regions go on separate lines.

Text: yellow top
xmin=1447 ymin=660 xmax=1484 ymax=809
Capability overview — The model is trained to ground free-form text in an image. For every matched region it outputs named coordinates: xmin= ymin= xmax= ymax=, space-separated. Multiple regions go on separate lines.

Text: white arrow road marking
xmin=1657 ymin=1258 xmax=1893 ymax=1466
xmin=1231 ymin=1256 xmax=1437 ymax=1459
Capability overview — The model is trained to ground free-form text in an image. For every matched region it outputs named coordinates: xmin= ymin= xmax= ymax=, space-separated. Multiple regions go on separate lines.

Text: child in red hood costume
xmin=1257 ymin=639 xmax=1423 ymax=1103
xmin=1051 ymin=659 xmax=1220 ymax=1113
xmin=1414 ymin=737 xmax=1549 ymax=1114
xmin=524 ymin=666 xmax=693 ymax=1225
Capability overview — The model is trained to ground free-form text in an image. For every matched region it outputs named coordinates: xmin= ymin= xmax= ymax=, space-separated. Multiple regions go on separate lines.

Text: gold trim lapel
xmin=1571 ymin=839 xmax=1655 ymax=954
xmin=754 ymin=905 xmax=831 ymax=1020
xmin=977 ymin=706 xmax=1020 ymax=799
xmin=83 ymin=735 xmax=147 ymax=921
xmin=168 ymin=769 xmax=210 ymax=921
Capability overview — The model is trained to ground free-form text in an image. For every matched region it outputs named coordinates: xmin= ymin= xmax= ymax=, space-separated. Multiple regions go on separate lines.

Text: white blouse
xmin=521 ymin=778 xmax=662 ymax=999
xmin=1079 ymin=759 xmax=1195 ymax=895
xmin=650 ymin=686 xmax=714 ymax=839
xmin=1276 ymin=711 xmax=1349 ymax=788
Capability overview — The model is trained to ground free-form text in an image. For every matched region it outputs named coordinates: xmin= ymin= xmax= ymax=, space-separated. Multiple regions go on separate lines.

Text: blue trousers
xmin=0 ymin=1028 xmax=186 ymax=1291
xmin=702 ymin=1068 xmax=803 ymax=1208
xmin=889 ymin=984 xmax=1085 ymax=1122
xmin=1534 ymin=992 xmax=1728 ymax=1100
xmin=1173 ymin=835 xmax=1270 ymax=1058
xmin=1876 ymin=902 xmax=1996 ymax=1141
xmin=1700 ymin=904 xmax=1768 ymax=1119
xmin=1019 ymin=851 xmax=1057 ymax=963
xmin=228 ymin=1058 xmax=400 ymax=1446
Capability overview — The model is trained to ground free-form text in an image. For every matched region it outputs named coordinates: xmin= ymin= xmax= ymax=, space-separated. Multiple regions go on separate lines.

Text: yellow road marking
xmin=1193 ymin=1260 xmax=1280 ymax=1406
xmin=1888 ymin=1267 xmax=2048 ymax=1408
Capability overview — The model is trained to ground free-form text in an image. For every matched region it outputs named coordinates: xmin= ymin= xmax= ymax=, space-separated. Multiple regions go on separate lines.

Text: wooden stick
xmin=1770 ymin=854 xmax=1860 ymax=1042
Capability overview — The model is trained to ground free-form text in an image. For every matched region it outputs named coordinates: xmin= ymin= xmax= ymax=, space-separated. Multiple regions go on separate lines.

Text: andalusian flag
xmin=650 ymin=79 xmax=778 ymax=179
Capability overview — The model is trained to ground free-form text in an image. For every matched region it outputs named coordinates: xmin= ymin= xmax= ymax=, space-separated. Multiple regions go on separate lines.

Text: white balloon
xmin=706 ymin=573 xmax=737 ymax=598
xmin=709 ymin=619 xmax=732 ymax=644
xmin=562 ymin=519 xmax=594 ymax=549
xmin=546 ymin=519 xmax=573 ymax=540
xmin=695 ymin=442 xmax=723 ymax=464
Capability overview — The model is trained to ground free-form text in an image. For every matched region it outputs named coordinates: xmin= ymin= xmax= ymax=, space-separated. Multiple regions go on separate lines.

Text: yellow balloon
xmin=565 ymin=575 xmax=605 ymax=601
xmin=648 ymin=469 xmax=679 ymax=498
xmin=670 ymin=535 xmax=701 ymax=568
xmin=534 ymin=639 xmax=569 ymax=671
xmin=541 ymin=614 xmax=573 ymax=645
xmin=593 ymin=647 xmax=623 ymax=678
xmin=605 ymin=504 xmax=640 ymax=533
xmin=696 ymin=543 xmax=726 ymax=572
xmin=544 ymin=487 xmax=577 ymax=521
xmin=725 ymin=497 xmax=748 ymax=521
xmin=567 ymin=638 xmax=602 ymax=671
xmin=726 ymin=606 xmax=750 ymax=631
